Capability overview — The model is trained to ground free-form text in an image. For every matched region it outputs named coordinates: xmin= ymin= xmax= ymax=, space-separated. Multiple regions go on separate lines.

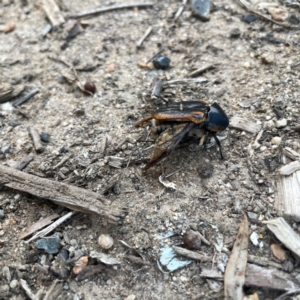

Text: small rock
xmin=270 ymin=244 xmax=286 ymax=261
xmin=1 ymin=145 xmax=11 ymax=154
xmin=0 ymin=209 xmax=5 ymax=219
xmin=40 ymin=132 xmax=50 ymax=143
xmin=50 ymin=249 xmax=71 ymax=278
xmin=8 ymin=120 xmax=21 ymax=127
xmin=98 ymin=234 xmax=114 ymax=250
xmin=287 ymin=14 xmax=300 ymax=25
xmin=152 ymin=55 xmax=171 ymax=70
xmin=62 ymin=20 xmax=83 ymax=39
xmin=275 ymin=119 xmax=287 ymax=128
xmin=0 ymin=285 xmax=9 ymax=299
xmin=107 ymin=63 xmax=115 ymax=73
xmin=35 ymin=235 xmax=61 ymax=254
xmin=261 ymin=52 xmax=275 ymax=64
xmin=191 ymin=0 xmax=210 ymax=21
xmin=9 ymin=279 xmax=18 ymax=289
xmin=124 ymin=295 xmax=136 ymax=300
xmin=183 ymin=230 xmax=202 ymax=250
xmin=73 ymin=256 xmax=88 ymax=275
xmin=247 ymin=212 xmax=258 ymax=220
xmin=2 ymin=266 xmax=11 ymax=282
xmin=243 ymin=14 xmax=257 ymax=24
xmin=264 ymin=120 xmax=275 ymax=128
xmin=250 ymin=232 xmax=263 ymax=248
xmin=267 ymin=7 xmax=288 ymax=21
xmin=230 ymin=28 xmax=241 ymax=38
xmin=260 ymin=146 xmax=267 ymax=152
xmin=271 ymin=137 xmax=281 ymax=145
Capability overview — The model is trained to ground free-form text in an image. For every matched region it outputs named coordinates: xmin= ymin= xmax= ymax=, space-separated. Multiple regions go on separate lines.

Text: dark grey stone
xmin=35 ymin=236 xmax=61 ymax=254
xmin=191 ymin=0 xmax=211 ymax=21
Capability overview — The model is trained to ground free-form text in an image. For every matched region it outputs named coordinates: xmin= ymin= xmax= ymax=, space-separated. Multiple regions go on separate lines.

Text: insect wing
xmin=153 ymin=101 xmax=209 ymax=124
xmin=144 ymin=123 xmax=196 ymax=170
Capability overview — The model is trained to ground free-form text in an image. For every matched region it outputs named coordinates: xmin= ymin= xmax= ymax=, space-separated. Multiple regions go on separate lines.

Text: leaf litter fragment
xmin=224 ymin=212 xmax=248 ymax=300
xmin=263 ymin=217 xmax=300 ymax=257
xmin=159 ymin=247 xmax=193 ymax=272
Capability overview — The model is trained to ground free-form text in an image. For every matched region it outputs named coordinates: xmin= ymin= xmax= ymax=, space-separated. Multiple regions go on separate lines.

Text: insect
xmin=135 ymin=101 xmax=229 ymax=170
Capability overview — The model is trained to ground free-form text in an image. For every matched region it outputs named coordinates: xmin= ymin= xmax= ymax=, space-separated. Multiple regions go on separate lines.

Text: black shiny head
xmin=206 ymin=103 xmax=229 ymax=133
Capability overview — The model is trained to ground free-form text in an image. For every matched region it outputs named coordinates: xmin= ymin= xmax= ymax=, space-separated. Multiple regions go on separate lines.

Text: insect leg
xmin=212 ymin=134 xmax=223 ymax=159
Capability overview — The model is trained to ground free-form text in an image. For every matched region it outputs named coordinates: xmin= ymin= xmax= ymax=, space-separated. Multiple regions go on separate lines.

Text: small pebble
xmin=40 ymin=132 xmax=50 ymax=143
xmin=243 ymin=14 xmax=257 ymax=24
xmin=98 ymin=234 xmax=114 ymax=250
xmin=1 ymin=145 xmax=11 ymax=154
xmin=264 ymin=120 xmax=275 ymax=128
xmin=152 ymin=55 xmax=171 ymax=70
xmin=73 ymin=256 xmax=88 ymax=275
xmin=260 ymin=146 xmax=267 ymax=152
xmin=2 ymin=266 xmax=11 ymax=282
xmin=230 ymin=28 xmax=241 ymax=39
xmin=191 ymin=0 xmax=211 ymax=21
xmin=35 ymin=235 xmax=61 ymax=254
xmin=9 ymin=279 xmax=18 ymax=289
xmin=271 ymin=137 xmax=281 ymax=145
xmin=0 ymin=210 xmax=5 ymax=219
xmin=247 ymin=212 xmax=258 ymax=220
xmin=8 ymin=120 xmax=21 ymax=127
xmin=275 ymin=119 xmax=287 ymax=128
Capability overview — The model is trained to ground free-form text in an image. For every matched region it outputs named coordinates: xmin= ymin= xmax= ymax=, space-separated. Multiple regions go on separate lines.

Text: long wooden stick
xmin=0 ymin=164 xmax=126 ymax=223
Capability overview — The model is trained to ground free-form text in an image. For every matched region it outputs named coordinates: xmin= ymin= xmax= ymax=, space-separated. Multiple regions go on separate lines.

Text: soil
xmin=0 ymin=0 xmax=300 ymax=299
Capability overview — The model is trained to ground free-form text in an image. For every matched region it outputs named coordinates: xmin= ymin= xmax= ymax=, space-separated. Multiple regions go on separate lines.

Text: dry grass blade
xmin=224 ymin=212 xmax=248 ymax=300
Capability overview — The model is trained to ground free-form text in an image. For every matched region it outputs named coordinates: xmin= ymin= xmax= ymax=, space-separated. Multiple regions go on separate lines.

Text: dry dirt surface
xmin=0 ymin=0 xmax=300 ymax=299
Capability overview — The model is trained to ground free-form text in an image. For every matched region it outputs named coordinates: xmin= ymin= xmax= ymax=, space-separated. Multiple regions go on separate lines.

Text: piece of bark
xmin=0 ymin=164 xmax=126 ymax=223
xmin=263 ymin=217 xmax=300 ymax=257
xmin=245 ymin=263 xmax=299 ymax=290
xmin=278 ymin=161 xmax=300 ymax=176
xmin=247 ymin=254 xmax=283 ymax=270
xmin=275 ymin=171 xmax=300 ymax=220
xmin=282 ymin=147 xmax=300 ymax=160
xmin=20 ymin=213 xmax=60 ymax=239
xmin=201 ymin=263 xmax=300 ymax=290
xmin=229 ymin=117 xmax=261 ymax=133
xmin=14 ymin=153 xmax=34 ymax=170
xmin=28 ymin=126 xmax=44 ymax=153
xmin=0 ymin=83 xmax=24 ymax=103
xmin=42 ymin=0 xmax=65 ymax=28
xmin=172 ymin=246 xmax=211 ymax=262
xmin=224 ymin=212 xmax=248 ymax=300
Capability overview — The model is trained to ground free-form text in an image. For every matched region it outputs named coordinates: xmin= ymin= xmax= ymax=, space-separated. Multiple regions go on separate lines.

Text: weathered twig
xmin=69 ymin=2 xmax=154 ymax=19
xmin=20 ymin=279 xmax=40 ymax=300
xmin=26 ymin=212 xmax=74 ymax=243
xmin=14 ymin=153 xmax=34 ymax=170
xmin=136 ymin=26 xmax=152 ymax=48
xmin=42 ymin=0 xmax=65 ymax=28
xmin=236 ymin=0 xmax=299 ymax=29
xmin=13 ymin=88 xmax=40 ymax=107
xmin=172 ymin=246 xmax=211 ymax=262
xmin=0 ymin=164 xmax=127 ymax=222
xmin=28 ymin=126 xmax=44 ymax=153
xmin=174 ymin=0 xmax=188 ymax=21
xmin=188 ymin=65 xmax=215 ymax=77
xmin=163 ymin=78 xmax=207 ymax=86
xmin=20 ymin=213 xmax=60 ymax=239
xmin=52 ymin=152 xmax=73 ymax=170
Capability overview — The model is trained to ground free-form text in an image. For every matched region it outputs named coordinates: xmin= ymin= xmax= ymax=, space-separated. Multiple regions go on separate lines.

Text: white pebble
xmin=271 ymin=137 xmax=281 ymax=145
xmin=275 ymin=119 xmax=287 ymax=128
xmin=98 ymin=234 xmax=114 ymax=250
xmin=260 ymin=146 xmax=267 ymax=152
xmin=264 ymin=120 xmax=275 ymax=128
